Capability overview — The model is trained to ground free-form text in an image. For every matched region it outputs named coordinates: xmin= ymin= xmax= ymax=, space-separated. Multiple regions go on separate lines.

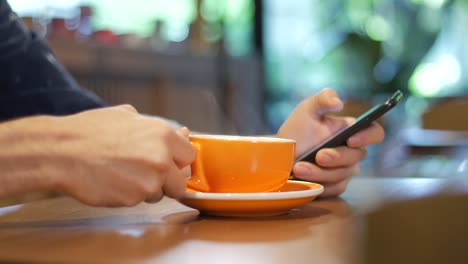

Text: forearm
xmin=0 ymin=116 xmax=58 ymax=198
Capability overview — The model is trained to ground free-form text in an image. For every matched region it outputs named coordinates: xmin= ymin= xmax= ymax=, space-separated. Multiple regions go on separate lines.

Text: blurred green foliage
xmin=264 ymin=0 xmax=464 ymax=129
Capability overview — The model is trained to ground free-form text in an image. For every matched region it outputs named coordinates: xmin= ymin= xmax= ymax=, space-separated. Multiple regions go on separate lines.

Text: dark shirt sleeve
xmin=0 ymin=0 xmax=106 ymax=122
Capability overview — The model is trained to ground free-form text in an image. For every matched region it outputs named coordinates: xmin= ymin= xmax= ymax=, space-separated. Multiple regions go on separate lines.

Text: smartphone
xmin=296 ymin=90 xmax=403 ymax=164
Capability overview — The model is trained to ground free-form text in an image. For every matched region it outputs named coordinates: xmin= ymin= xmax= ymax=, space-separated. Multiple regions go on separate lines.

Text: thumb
xmin=307 ymin=88 xmax=344 ymax=118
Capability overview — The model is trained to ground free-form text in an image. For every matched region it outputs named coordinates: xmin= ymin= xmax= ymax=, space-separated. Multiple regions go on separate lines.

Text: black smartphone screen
xmin=296 ymin=90 xmax=403 ymax=164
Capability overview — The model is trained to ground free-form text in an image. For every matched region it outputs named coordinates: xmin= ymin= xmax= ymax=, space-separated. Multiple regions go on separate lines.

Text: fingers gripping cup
xmin=187 ymin=135 xmax=296 ymax=193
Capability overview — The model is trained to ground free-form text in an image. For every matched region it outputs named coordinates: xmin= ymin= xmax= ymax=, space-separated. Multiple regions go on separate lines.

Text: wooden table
xmin=0 ymin=177 xmax=458 ymax=264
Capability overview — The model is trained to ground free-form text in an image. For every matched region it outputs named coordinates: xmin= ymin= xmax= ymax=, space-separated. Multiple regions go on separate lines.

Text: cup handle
xmin=187 ymin=142 xmax=210 ymax=192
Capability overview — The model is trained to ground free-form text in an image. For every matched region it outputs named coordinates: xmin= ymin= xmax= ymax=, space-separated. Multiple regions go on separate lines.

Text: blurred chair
xmin=404 ymin=96 xmax=468 ymax=156
xmin=362 ymin=192 xmax=468 ymax=264
xmin=375 ymin=96 xmax=468 ymax=178
xmin=422 ymin=97 xmax=468 ymax=131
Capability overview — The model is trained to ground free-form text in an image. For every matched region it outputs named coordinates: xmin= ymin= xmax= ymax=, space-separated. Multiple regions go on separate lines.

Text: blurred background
xmin=9 ymin=0 xmax=468 ymax=180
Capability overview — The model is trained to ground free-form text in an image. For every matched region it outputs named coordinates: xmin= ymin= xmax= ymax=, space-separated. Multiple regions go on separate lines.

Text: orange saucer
xmin=179 ymin=180 xmax=324 ymax=217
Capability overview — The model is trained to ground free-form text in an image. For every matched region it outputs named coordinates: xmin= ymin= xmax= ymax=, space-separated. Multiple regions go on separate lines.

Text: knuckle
xmin=180 ymin=147 xmax=196 ymax=167
xmin=322 ymin=87 xmax=336 ymax=96
xmin=120 ymin=104 xmax=138 ymax=113
xmin=166 ymin=177 xmax=187 ymax=199
xmin=141 ymin=181 xmax=153 ymax=195
xmin=158 ymin=125 xmax=175 ymax=139
xmin=153 ymin=156 xmax=172 ymax=172
xmin=146 ymin=149 xmax=172 ymax=171
xmin=143 ymin=178 xmax=163 ymax=195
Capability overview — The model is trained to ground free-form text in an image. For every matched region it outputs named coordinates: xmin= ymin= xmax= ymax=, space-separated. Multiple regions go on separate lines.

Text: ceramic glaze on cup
xmin=187 ymin=135 xmax=296 ymax=193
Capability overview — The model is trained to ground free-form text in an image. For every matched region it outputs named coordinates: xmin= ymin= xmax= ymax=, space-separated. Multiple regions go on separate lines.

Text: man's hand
xmin=277 ymin=88 xmax=385 ymax=197
xmin=0 ymin=105 xmax=195 ymax=206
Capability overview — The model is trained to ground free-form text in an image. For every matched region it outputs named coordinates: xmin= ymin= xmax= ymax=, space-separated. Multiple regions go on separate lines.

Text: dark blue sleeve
xmin=0 ymin=0 xmax=106 ymax=122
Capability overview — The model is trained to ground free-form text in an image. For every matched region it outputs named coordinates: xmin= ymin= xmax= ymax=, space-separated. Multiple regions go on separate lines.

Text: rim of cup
xmin=189 ymin=134 xmax=295 ymax=143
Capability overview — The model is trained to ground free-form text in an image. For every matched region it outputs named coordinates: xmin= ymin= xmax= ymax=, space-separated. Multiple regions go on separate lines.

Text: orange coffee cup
xmin=187 ymin=135 xmax=296 ymax=193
